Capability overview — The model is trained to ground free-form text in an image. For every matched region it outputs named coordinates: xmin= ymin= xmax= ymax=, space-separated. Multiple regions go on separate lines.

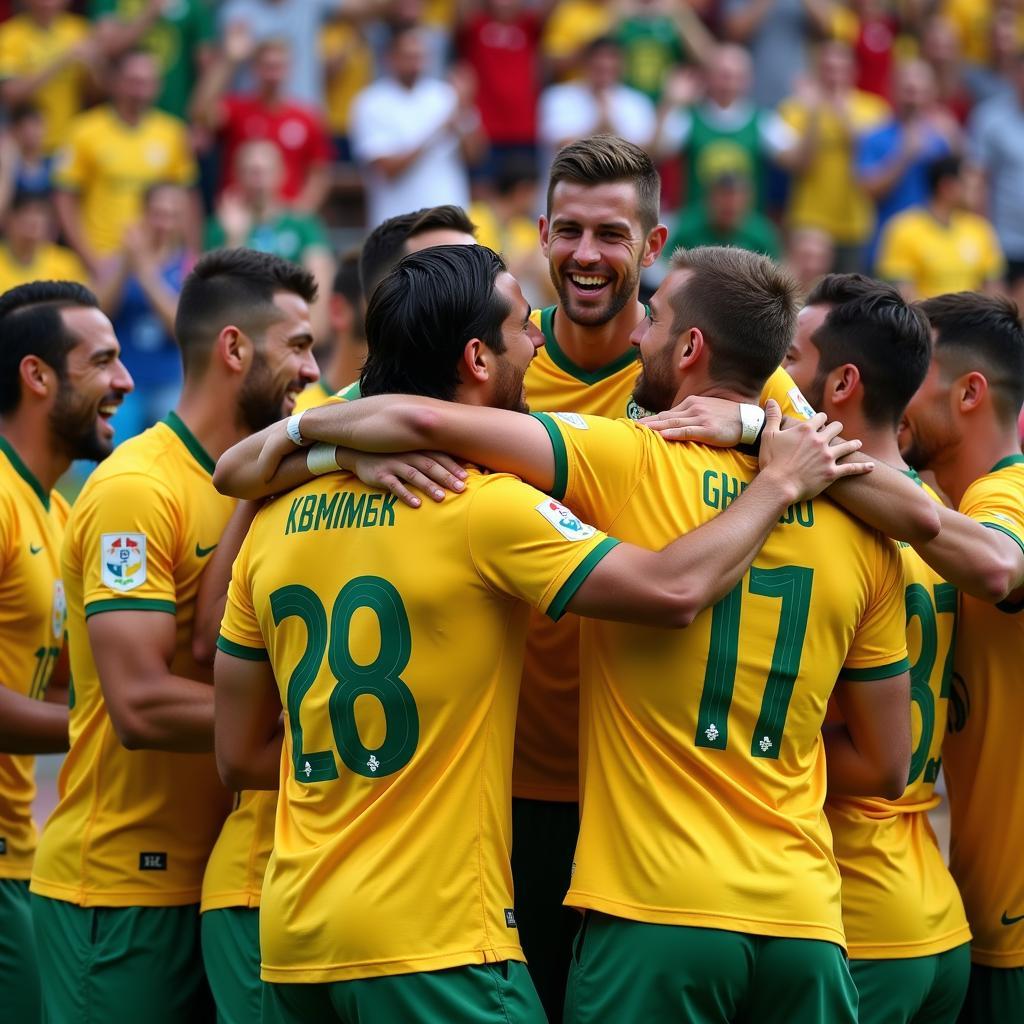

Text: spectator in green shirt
xmin=206 ymin=139 xmax=335 ymax=340
xmin=90 ymin=0 xmax=216 ymax=119
xmin=666 ymin=169 xmax=781 ymax=257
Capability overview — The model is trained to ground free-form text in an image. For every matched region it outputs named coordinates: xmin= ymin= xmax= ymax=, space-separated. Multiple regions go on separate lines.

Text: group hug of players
xmin=1 ymin=135 xmax=1023 ymax=1024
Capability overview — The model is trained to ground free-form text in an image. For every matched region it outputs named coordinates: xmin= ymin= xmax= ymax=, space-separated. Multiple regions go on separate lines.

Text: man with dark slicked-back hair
xmin=29 ymin=248 xmax=320 ymax=1024
xmin=0 ymin=281 xmax=133 ymax=1024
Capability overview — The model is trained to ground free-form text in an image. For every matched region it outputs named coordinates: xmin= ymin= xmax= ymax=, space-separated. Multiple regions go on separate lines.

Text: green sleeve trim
xmin=84 ymin=598 xmax=176 ymax=618
xmin=982 ymin=522 xmax=1024 ymax=559
xmin=530 ymin=412 xmax=569 ymax=501
xmin=546 ymin=537 xmax=621 ymax=622
xmin=216 ymin=635 xmax=270 ymax=661
xmin=840 ymin=658 xmax=911 ymax=682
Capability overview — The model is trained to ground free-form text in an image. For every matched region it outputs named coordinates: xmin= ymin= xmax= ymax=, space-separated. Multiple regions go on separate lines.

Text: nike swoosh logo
xmin=1002 ymin=911 xmax=1024 ymax=926
xmin=29 ymin=544 xmax=43 ymax=555
xmin=195 ymin=542 xmax=218 ymax=558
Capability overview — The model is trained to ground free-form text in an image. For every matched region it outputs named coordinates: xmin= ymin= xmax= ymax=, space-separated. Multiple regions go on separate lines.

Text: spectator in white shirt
xmin=350 ymin=26 xmax=481 ymax=229
xmin=538 ymin=36 xmax=657 ymax=169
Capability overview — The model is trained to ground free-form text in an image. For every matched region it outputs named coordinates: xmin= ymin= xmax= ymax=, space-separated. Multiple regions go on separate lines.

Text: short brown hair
xmin=547 ymin=135 xmax=660 ymax=232
xmin=669 ymin=247 xmax=799 ymax=392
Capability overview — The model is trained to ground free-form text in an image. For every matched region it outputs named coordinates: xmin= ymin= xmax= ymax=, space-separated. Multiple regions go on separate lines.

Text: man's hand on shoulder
xmin=639 ymin=395 xmax=745 ymax=446
xmin=758 ymin=403 xmax=872 ymax=504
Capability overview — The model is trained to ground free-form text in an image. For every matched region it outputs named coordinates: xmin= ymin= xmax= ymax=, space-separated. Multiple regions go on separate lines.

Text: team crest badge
xmin=552 ymin=412 xmax=588 ymax=430
xmin=101 ymin=533 xmax=147 ymax=592
xmin=626 ymin=398 xmax=650 ymax=420
xmin=535 ymin=499 xmax=597 ymax=542
xmin=788 ymin=386 xmax=816 ymax=419
xmin=51 ymin=580 xmax=67 ymax=639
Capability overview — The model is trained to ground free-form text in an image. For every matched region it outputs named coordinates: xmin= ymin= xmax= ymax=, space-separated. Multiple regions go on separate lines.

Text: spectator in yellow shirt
xmin=0 ymin=0 xmax=101 ymax=153
xmin=322 ymin=16 xmax=373 ymax=163
xmin=0 ymin=190 xmax=87 ymax=294
xmin=542 ymin=0 xmax=613 ymax=79
xmin=779 ymin=40 xmax=891 ymax=273
xmin=54 ymin=49 xmax=198 ymax=277
xmin=469 ymin=155 xmax=554 ymax=306
xmin=877 ymin=154 xmax=1005 ymax=300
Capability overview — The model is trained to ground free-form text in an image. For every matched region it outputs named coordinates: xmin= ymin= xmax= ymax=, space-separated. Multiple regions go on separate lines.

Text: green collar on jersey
xmin=902 ymin=467 xmax=925 ymax=487
xmin=0 ymin=434 xmax=50 ymax=510
xmin=990 ymin=453 xmax=1024 ymax=474
xmin=162 ymin=411 xmax=216 ymax=476
xmin=539 ymin=305 xmax=646 ymax=385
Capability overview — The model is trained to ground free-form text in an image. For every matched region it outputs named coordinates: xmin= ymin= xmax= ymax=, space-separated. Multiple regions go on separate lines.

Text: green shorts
xmin=850 ymin=944 xmax=970 ymax=1023
xmin=510 ymin=797 xmax=579 ymax=1023
xmin=0 ymin=878 xmax=41 ymax=1022
xmin=31 ymin=894 xmax=214 ymax=1024
xmin=957 ymin=962 xmax=1024 ymax=1023
xmin=565 ymin=912 xmax=859 ymax=1024
xmin=201 ymin=906 xmax=262 ymax=1024
xmin=262 ymin=960 xmax=546 ymax=1024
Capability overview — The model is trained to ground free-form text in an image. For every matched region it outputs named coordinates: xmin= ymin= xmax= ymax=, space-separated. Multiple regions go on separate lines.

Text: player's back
xmin=221 ymin=465 xmax=615 ymax=983
xmin=541 ymin=416 xmax=908 ymax=945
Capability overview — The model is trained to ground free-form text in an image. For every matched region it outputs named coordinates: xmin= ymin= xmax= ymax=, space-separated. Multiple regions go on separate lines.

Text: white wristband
xmin=739 ymin=404 xmax=766 ymax=445
xmin=306 ymin=443 xmax=340 ymax=476
xmin=286 ymin=413 xmax=309 ymax=447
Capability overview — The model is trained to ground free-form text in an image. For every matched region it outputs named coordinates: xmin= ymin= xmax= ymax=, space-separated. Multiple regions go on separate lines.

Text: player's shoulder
xmin=961 ymin=455 xmax=1024 ymax=507
xmin=75 ymin=425 xmax=181 ymax=506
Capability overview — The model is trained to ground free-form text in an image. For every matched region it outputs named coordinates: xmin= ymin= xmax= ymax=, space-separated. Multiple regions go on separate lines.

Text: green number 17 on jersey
xmin=695 ymin=565 xmax=813 ymax=760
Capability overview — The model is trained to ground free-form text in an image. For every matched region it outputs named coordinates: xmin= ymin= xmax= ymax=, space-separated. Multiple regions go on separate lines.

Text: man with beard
xmin=900 ymin=293 xmax=1024 ymax=1024
xmin=0 ymin=280 xmax=133 ymax=1023
xmin=241 ymin=245 xmax=944 ymax=1023
xmin=517 ymin=134 xmax=813 ymax=1018
xmin=782 ymin=275 xmax=976 ymax=1022
xmin=29 ymin=248 xmax=320 ymax=1024
xmin=212 ymin=244 xmax=867 ymax=1024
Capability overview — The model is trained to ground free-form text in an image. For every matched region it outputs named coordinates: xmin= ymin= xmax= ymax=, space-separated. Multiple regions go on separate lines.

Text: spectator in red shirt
xmin=458 ymin=0 xmax=545 ymax=170
xmin=851 ymin=0 xmax=897 ymax=100
xmin=190 ymin=23 xmax=334 ymax=212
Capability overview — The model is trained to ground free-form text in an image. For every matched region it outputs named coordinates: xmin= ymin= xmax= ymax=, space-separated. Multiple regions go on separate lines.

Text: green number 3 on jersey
xmin=270 ymin=576 xmax=419 ymax=783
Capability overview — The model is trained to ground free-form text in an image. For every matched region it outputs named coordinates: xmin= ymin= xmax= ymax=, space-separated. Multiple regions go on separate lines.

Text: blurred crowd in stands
xmin=2 ymin=0 xmax=1024 ymax=444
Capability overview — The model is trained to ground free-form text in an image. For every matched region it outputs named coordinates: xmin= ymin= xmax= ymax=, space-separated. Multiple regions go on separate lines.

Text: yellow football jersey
xmin=0 ymin=13 xmax=89 ymax=152
xmin=944 ymin=455 xmax=1024 ymax=968
xmin=292 ymin=380 xmax=335 ymax=415
xmin=0 ymin=439 xmax=69 ymax=880
xmin=54 ymin=104 xmax=197 ymax=256
xmin=201 ymin=790 xmax=277 ymax=912
xmin=530 ymin=412 xmax=908 ymax=945
xmin=217 ymin=467 xmax=618 ymax=982
xmin=31 ymin=413 xmax=234 ymax=907
xmin=516 ymin=304 xmax=815 ymax=801
xmin=826 ymin=475 xmax=970 ymax=959
xmin=0 ymin=244 xmax=87 ymax=295
xmin=876 ymin=208 xmax=1005 ymax=299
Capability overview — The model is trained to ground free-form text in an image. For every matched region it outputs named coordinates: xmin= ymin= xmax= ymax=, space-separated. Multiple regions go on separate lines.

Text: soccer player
xmin=29 ymin=249 xmax=320 ymax=1024
xmin=783 ymin=274 xmax=973 ymax=1022
xmin=213 ymin=244 xmax=867 ymax=1024
xmin=515 ymin=134 xmax=815 ymax=1018
xmin=0 ymin=280 xmax=132 ymax=1023
xmin=272 ymin=246 xmax=949 ymax=1023
xmin=901 ymin=293 xmax=1024 ymax=1023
